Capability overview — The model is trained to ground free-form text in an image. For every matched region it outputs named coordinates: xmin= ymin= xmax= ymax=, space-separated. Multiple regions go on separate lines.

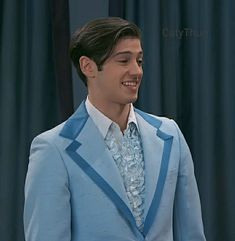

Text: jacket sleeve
xmin=172 ymin=121 xmax=206 ymax=241
xmin=24 ymin=135 xmax=71 ymax=241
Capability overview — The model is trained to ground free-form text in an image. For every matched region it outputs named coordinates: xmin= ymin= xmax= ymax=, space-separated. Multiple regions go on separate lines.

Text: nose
xmin=129 ymin=61 xmax=143 ymax=79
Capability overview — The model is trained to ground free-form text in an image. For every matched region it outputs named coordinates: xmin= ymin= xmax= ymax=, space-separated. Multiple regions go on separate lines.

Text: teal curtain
xmin=109 ymin=1 xmax=235 ymax=240
xmin=0 ymin=0 xmax=72 ymax=240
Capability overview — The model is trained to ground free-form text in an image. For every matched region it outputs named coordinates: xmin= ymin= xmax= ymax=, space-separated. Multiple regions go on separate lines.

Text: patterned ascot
xmin=105 ymin=122 xmax=145 ymax=231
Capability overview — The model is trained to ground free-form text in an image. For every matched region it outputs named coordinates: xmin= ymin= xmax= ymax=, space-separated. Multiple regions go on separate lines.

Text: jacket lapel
xmin=135 ymin=112 xmax=163 ymax=218
xmin=74 ymin=117 xmax=130 ymax=208
xmin=60 ymin=101 xmax=142 ymax=238
xmin=135 ymin=109 xmax=173 ymax=237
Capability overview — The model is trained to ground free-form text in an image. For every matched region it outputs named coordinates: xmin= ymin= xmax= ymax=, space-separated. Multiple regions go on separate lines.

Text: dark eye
xmin=137 ymin=59 xmax=143 ymax=66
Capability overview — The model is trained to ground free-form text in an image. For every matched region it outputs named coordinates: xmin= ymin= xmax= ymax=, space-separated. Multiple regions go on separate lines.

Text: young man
xmin=24 ymin=17 xmax=206 ymax=241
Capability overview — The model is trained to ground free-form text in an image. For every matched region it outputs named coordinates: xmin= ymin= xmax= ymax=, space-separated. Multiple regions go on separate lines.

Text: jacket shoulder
xmin=32 ymin=121 xmax=66 ymax=145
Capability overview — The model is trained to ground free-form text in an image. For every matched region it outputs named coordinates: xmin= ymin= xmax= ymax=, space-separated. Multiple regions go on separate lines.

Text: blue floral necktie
xmin=105 ymin=122 xmax=145 ymax=231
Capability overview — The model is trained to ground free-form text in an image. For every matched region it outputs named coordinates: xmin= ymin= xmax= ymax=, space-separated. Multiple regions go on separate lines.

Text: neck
xmin=88 ymin=97 xmax=131 ymax=132
xmin=108 ymin=104 xmax=130 ymax=132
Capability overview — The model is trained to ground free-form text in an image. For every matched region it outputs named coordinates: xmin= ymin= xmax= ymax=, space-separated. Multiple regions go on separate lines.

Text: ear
xmin=79 ymin=56 xmax=97 ymax=79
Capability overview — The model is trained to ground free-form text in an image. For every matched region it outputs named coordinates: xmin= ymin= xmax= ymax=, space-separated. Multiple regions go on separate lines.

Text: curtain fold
xmin=51 ymin=0 xmax=74 ymax=121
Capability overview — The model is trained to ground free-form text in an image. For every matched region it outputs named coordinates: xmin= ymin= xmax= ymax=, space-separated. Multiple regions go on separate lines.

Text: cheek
xmin=99 ymin=68 xmax=126 ymax=90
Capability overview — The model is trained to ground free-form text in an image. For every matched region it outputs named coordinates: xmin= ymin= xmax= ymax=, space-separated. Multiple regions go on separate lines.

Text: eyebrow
xmin=112 ymin=51 xmax=143 ymax=57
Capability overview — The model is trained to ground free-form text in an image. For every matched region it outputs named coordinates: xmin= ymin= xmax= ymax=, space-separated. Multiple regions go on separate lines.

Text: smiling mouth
xmin=122 ymin=81 xmax=138 ymax=87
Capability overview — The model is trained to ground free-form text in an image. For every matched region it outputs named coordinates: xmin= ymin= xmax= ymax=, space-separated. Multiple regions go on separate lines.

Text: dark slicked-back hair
xmin=69 ymin=17 xmax=141 ymax=86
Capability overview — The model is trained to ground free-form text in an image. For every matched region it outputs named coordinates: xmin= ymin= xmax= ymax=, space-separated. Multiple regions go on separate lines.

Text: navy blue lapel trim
xmin=135 ymin=109 xmax=173 ymax=236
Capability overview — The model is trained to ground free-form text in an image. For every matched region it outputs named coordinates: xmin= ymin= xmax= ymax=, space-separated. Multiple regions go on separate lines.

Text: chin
xmin=126 ymin=95 xmax=138 ymax=104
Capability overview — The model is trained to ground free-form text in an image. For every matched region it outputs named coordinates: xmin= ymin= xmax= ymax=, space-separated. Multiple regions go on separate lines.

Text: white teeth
xmin=122 ymin=81 xmax=137 ymax=86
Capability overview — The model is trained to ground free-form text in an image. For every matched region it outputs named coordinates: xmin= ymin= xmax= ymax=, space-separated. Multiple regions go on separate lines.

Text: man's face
xmin=89 ymin=37 xmax=143 ymax=107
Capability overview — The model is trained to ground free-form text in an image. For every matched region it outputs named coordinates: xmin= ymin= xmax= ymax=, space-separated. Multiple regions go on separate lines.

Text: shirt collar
xmin=85 ymin=96 xmax=139 ymax=139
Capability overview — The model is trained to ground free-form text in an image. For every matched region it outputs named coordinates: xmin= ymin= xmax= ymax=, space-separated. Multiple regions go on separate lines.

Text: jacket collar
xmin=60 ymin=100 xmax=88 ymax=140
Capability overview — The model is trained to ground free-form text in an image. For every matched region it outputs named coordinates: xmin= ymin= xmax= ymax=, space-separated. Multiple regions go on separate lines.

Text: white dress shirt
xmin=85 ymin=96 xmax=139 ymax=140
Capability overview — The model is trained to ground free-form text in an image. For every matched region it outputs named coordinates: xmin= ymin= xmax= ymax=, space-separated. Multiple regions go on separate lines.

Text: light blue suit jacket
xmin=24 ymin=101 xmax=206 ymax=241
